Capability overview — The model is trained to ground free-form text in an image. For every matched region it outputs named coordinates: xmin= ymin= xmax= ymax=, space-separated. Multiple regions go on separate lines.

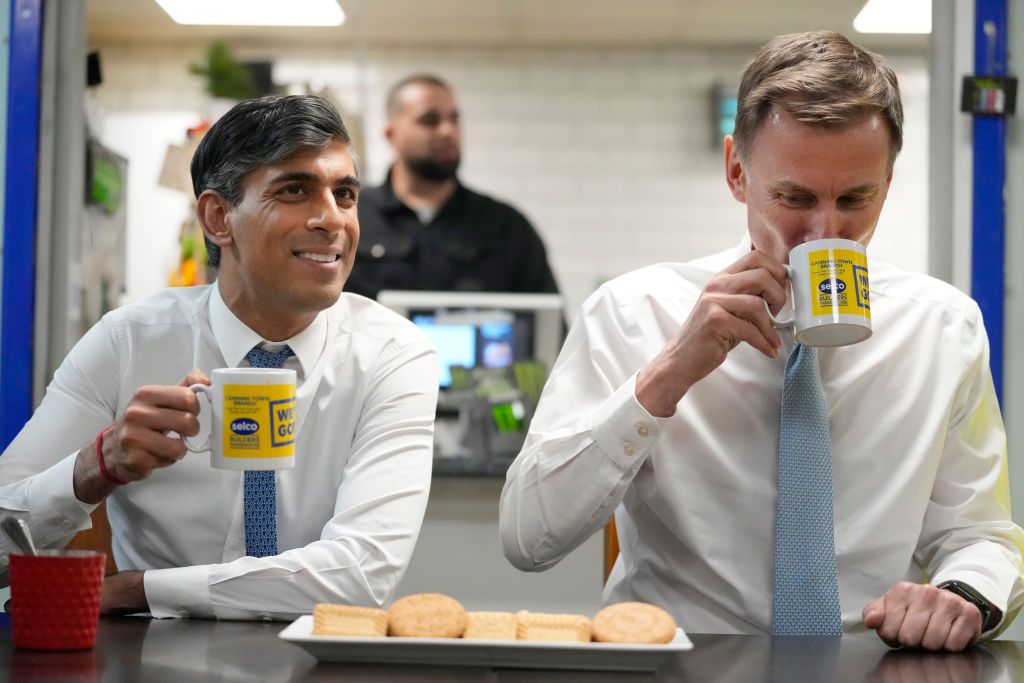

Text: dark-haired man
xmin=500 ymin=32 xmax=1023 ymax=652
xmin=0 ymin=95 xmax=439 ymax=619
xmin=347 ymin=75 xmax=559 ymax=299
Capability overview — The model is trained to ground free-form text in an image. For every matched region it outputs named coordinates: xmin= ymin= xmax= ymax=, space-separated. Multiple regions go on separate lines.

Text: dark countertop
xmin=1 ymin=615 xmax=1021 ymax=682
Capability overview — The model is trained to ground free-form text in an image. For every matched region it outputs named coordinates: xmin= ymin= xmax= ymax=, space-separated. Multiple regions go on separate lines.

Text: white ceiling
xmin=87 ymin=0 xmax=928 ymax=52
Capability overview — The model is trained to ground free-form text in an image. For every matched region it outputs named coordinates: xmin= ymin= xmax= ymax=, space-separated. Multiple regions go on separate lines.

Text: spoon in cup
xmin=1 ymin=516 xmax=37 ymax=556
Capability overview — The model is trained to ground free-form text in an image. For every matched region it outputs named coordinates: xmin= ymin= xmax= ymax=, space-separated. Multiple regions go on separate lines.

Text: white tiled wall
xmin=89 ymin=44 xmax=928 ymax=315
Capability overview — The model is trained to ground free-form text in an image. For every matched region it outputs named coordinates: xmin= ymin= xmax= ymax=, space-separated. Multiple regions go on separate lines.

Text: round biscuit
xmin=387 ymin=593 xmax=467 ymax=638
xmin=591 ymin=602 xmax=676 ymax=644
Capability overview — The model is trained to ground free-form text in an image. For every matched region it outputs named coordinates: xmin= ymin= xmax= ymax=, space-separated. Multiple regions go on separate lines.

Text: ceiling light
xmin=853 ymin=0 xmax=930 ymax=34
xmin=154 ymin=0 xmax=345 ymax=27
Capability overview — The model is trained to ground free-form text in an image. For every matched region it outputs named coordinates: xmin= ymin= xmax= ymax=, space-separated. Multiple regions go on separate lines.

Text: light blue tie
xmin=243 ymin=345 xmax=295 ymax=558
xmin=772 ymin=344 xmax=842 ymax=636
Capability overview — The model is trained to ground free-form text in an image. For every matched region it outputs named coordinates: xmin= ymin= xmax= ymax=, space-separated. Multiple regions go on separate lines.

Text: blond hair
xmin=733 ymin=31 xmax=903 ymax=165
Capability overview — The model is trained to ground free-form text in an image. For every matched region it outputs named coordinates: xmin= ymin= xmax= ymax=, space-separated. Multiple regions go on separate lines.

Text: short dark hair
xmin=385 ymin=74 xmax=452 ymax=118
xmin=191 ymin=94 xmax=351 ymax=267
xmin=733 ymin=31 xmax=904 ymax=166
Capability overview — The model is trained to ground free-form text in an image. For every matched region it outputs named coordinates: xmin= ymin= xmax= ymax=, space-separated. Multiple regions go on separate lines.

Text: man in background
xmin=347 ymin=75 xmax=559 ymax=299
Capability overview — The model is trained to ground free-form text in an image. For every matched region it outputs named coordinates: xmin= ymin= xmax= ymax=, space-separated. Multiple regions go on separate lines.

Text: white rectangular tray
xmin=279 ymin=615 xmax=692 ymax=671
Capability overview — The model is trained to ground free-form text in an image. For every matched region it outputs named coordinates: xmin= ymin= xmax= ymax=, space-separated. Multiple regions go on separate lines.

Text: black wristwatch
xmin=938 ymin=580 xmax=1002 ymax=632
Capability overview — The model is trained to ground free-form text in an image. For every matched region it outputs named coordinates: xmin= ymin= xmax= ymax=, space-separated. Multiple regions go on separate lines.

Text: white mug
xmin=183 ymin=368 xmax=297 ymax=470
xmin=767 ymin=238 xmax=872 ymax=347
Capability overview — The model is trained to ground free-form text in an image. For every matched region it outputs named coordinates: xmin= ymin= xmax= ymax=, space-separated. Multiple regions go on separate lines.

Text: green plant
xmin=189 ymin=41 xmax=256 ymax=100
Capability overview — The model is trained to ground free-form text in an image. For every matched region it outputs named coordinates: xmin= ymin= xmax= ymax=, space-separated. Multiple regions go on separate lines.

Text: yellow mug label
xmin=807 ymin=249 xmax=870 ymax=319
xmin=221 ymin=383 xmax=296 ymax=458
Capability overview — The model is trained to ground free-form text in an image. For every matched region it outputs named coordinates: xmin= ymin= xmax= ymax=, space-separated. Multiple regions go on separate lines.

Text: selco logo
xmin=818 ymin=279 xmax=847 ymax=294
xmin=230 ymin=418 xmax=260 ymax=435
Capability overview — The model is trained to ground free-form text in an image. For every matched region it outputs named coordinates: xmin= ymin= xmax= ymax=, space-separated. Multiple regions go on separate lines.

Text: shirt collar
xmin=209 ymin=281 xmax=328 ymax=378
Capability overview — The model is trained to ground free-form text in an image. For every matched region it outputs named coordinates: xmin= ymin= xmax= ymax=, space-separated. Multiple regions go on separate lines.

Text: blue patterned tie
xmin=772 ymin=344 xmax=842 ymax=636
xmin=243 ymin=345 xmax=295 ymax=558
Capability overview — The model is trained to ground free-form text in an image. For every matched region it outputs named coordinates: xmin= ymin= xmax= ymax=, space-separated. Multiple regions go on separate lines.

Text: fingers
xmin=123 ymin=401 xmax=201 ymax=437
xmin=179 ymin=369 xmax=211 ymax=389
xmin=862 ymin=597 xmax=885 ymax=629
xmin=133 ymin=384 xmax=201 ymax=415
xmin=705 ymin=267 xmax=789 ymax=316
xmin=894 ymin=601 xmax=932 ymax=648
xmin=920 ymin=611 xmax=954 ymax=652
xmin=721 ymin=248 xmax=788 ymax=286
xmin=703 ymin=293 xmax=782 ymax=357
xmin=103 ymin=383 xmax=203 ymax=483
xmin=945 ymin=611 xmax=982 ymax=653
xmin=865 ymin=582 xmax=984 ymax=652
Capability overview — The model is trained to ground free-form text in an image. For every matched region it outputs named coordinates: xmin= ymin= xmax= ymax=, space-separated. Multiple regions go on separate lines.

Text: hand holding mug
xmin=635 ymin=250 xmax=788 ymax=417
xmin=101 ymin=370 xmax=210 ymax=483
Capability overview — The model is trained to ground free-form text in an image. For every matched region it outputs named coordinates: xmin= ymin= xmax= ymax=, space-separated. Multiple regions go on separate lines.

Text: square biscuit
xmin=463 ymin=611 xmax=518 ymax=640
xmin=515 ymin=610 xmax=591 ymax=642
xmin=313 ymin=603 xmax=388 ymax=637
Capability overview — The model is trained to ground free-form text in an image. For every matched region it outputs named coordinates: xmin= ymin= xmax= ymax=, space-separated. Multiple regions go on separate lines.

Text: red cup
xmin=9 ymin=550 xmax=106 ymax=650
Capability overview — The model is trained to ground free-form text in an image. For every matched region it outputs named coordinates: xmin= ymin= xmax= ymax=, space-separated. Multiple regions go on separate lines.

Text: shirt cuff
xmin=26 ymin=452 xmax=99 ymax=547
xmin=144 ymin=565 xmax=212 ymax=619
xmin=590 ymin=372 xmax=668 ymax=470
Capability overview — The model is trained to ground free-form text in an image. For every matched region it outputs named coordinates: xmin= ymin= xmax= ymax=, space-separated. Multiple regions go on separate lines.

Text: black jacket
xmin=348 ymin=171 xmax=559 ymax=300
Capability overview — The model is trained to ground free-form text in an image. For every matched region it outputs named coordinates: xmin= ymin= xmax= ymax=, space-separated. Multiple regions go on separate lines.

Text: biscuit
xmin=515 ymin=610 xmax=591 ymax=642
xmin=312 ymin=603 xmax=388 ymax=637
xmin=387 ymin=593 xmax=467 ymax=638
xmin=463 ymin=611 xmax=518 ymax=640
xmin=591 ymin=602 xmax=677 ymax=644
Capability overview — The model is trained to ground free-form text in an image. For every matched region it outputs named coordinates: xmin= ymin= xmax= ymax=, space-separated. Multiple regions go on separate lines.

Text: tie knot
xmin=246 ymin=345 xmax=295 ymax=369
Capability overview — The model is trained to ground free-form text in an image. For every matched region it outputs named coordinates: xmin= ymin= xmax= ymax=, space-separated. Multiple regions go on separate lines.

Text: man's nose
xmin=807 ymin=207 xmax=843 ymax=240
xmin=437 ymin=117 xmax=459 ymax=139
xmin=307 ymin=191 xmax=345 ymax=233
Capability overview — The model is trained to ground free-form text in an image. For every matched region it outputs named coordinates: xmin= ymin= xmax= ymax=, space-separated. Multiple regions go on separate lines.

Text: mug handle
xmin=766 ymin=264 xmax=795 ymax=328
xmin=182 ymin=384 xmax=212 ymax=453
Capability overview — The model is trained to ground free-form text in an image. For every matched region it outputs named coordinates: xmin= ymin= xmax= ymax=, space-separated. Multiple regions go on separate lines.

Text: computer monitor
xmin=376 ymin=291 xmax=565 ymax=389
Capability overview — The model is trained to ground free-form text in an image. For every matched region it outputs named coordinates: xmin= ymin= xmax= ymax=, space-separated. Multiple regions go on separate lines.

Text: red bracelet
xmin=96 ymin=425 xmax=127 ymax=486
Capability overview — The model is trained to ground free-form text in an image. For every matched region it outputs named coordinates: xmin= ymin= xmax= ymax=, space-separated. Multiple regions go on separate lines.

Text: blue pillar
xmin=971 ymin=0 xmax=1008 ymax=401
xmin=0 ymin=0 xmax=42 ymax=450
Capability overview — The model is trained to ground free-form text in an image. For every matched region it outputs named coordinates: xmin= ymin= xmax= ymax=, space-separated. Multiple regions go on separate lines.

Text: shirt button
xmin=61 ymin=519 xmax=73 ymax=529
xmin=0 ymin=556 xmax=8 ymax=565
xmin=370 ymin=243 xmax=386 ymax=258
xmin=636 ymin=424 xmax=650 ymax=438
xmin=623 ymin=442 xmax=636 ymax=456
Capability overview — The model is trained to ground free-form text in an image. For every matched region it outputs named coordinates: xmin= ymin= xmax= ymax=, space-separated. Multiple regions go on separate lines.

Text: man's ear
xmin=724 ymin=135 xmax=747 ymax=204
xmin=196 ymin=190 xmax=234 ymax=250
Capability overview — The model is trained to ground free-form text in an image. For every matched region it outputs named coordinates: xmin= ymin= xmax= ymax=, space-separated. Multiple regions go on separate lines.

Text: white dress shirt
xmin=500 ymin=237 xmax=1024 ymax=635
xmin=0 ymin=283 xmax=438 ymax=619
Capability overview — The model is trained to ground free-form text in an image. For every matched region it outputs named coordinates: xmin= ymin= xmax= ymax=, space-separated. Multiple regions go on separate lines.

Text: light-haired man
xmin=0 ymin=95 xmax=438 ymax=619
xmin=500 ymin=32 xmax=1023 ymax=652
